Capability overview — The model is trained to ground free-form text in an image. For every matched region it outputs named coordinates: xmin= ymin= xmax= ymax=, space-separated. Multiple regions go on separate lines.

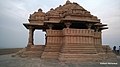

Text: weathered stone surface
xmin=0 ymin=54 xmax=120 ymax=67
xmin=21 ymin=0 xmax=115 ymax=62
xmin=41 ymin=52 xmax=59 ymax=59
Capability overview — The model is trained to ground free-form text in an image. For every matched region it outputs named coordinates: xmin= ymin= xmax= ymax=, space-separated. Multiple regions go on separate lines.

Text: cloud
xmin=0 ymin=0 xmax=120 ymax=48
xmin=0 ymin=0 xmax=29 ymax=48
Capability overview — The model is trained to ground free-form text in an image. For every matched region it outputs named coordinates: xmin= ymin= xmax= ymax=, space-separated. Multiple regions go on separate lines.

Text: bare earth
xmin=0 ymin=55 xmax=120 ymax=67
xmin=0 ymin=49 xmax=120 ymax=67
xmin=0 ymin=48 xmax=22 ymax=55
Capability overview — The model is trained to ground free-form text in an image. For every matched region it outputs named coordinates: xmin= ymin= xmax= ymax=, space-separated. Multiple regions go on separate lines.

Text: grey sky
xmin=0 ymin=0 xmax=120 ymax=49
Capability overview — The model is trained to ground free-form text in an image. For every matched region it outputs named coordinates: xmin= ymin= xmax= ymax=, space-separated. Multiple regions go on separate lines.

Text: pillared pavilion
xmin=22 ymin=0 xmax=116 ymax=62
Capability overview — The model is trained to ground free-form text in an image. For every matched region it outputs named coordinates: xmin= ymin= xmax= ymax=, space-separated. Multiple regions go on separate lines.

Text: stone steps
xmin=44 ymin=46 xmax=61 ymax=52
xmin=43 ymin=43 xmax=62 ymax=52
xmin=64 ymin=46 xmax=95 ymax=48
xmin=20 ymin=51 xmax=43 ymax=58
xmin=63 ymin=43 xmax=94 ymax=45
xmin=59 ymin=58 xmax=99 ymax=62
xmin=59 ymin=53 xmax=99 ymax=62
xmin=62 ymin=48 xmax=97 ymax=53
xmin=41 ymin=52 xmax=59 ymax=59
xmin=62 ymin=50 xmax=97 ymax=54
xmin=26 ymin=45 xmax=45 ymax=51
xmin=17 ymin=45 xmax=45 ymax=58
xmin=63 ymin=47 xmax=96 ymax=50
xmin=44 ymin=44 xmax=62 ymax=46
xmin=59 ymin=53 xmax=98 ymax=58
xmin=63 ymin=44 xmax=95 ymax=48
xmin=42 ymin=43 xmax=62 ymax=59
xmin=45 ymin=46 xmax=61 ymax=49
xmin=44 ymin=48 xmax=60 ymax=52
xmin=62 ymin=44 xmax=97 ymax=54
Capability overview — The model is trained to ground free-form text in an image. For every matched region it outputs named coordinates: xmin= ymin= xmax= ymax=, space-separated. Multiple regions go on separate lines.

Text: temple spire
xmin=38 ymin=8 xmax=42 ymax=12
xmin=66 ymin=0 xmax=71 ymax=4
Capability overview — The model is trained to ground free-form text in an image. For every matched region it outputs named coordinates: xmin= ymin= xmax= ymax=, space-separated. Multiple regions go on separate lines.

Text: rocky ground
xmin=0 ymin=48 xmax=120 ymax=67
xmin=0 ymin=54 xmax=119 ymax=67
xmin=0 ymin=48 xmax=22 ymax=55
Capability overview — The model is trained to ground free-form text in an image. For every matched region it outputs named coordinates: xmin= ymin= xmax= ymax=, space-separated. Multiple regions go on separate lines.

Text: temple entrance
xmin=34 ymin=30 xmax=46 ymax=45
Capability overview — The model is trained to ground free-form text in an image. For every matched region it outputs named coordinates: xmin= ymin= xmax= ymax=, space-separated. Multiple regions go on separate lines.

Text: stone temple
xmin=21 ymin=0 xmax=116 ymax=62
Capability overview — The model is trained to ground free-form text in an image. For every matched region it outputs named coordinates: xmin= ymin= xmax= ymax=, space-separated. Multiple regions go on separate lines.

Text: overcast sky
xmin=0 ymin=0 xmax=120 ymax=49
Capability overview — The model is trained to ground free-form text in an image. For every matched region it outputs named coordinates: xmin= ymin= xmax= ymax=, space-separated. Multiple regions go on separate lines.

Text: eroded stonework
xmin=22 ymin=0 xmax=116 ymax=62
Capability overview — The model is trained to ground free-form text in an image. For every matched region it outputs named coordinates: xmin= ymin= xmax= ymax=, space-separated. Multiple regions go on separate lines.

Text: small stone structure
xmin=22 ymin=0 xmax=116 ymax=62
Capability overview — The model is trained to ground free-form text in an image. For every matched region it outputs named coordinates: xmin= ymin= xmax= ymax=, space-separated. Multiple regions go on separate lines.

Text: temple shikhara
xmin=21 ymin=0 xmax=116 ymax=62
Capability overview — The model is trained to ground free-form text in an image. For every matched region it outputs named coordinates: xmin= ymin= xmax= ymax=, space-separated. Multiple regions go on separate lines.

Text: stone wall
xmin=94 ymin=32 xmax=104 ymax=53
xmin=20 ymin=28 xmax=116 ymax=62
xmin=59 ymin=28 xmax=100 ymax=61
xmin=41 ymin=28 xmax=105 ymax=61
xmin=41 ymin=30 xmax=63 ymax=59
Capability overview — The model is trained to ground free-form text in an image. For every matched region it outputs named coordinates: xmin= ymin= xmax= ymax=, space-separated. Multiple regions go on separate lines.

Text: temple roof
xmin=23 ymin=0 xmax=108 ymax=30
xmin=28 ymin=0 xmax=100 ymax=24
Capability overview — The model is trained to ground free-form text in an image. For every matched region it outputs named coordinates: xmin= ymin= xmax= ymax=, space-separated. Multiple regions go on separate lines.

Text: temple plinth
xmin=22 ymin=0 xmax=116 ymax=62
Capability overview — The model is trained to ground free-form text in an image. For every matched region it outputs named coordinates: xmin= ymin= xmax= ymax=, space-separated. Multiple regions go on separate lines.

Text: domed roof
xmin=29 ymin=0 xmax=100 ymax=23
xmin=24 ymin=0 xmax=107 ymax=30
xmin=46 ymin=1 xmax=85 ymax=16
xmin=45 ymin=0 xmax=99 ymax=22
xmin=29 ymin=8 xmax=45 ymax=21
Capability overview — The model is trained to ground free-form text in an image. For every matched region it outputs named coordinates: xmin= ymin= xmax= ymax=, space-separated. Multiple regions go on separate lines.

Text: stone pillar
xmin=87 ymin=23 xmax=92 ymax=29
xmin=94 ymin=26 xmax=104 ymax=53
xmin=95 ymin=27 xmax=102 ymax=44
xmin=48 ymin=24 xmax=53 ymax=30
xmin=27 ymin=26 xmax=35 ymax=47
xmin=95 ymin=27 xmax=99 ymax=32
xmin=65 ymin=22 xmax=71 ymax=28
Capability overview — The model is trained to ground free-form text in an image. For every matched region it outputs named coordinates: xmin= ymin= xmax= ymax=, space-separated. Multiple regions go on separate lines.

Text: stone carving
xmin=22 ymin=0 xmax=116 ymax=62
xmin=28 ymin=0 xmax=100 ymax=23
xmin=29 ymin=8 xmax=45 ymax=24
